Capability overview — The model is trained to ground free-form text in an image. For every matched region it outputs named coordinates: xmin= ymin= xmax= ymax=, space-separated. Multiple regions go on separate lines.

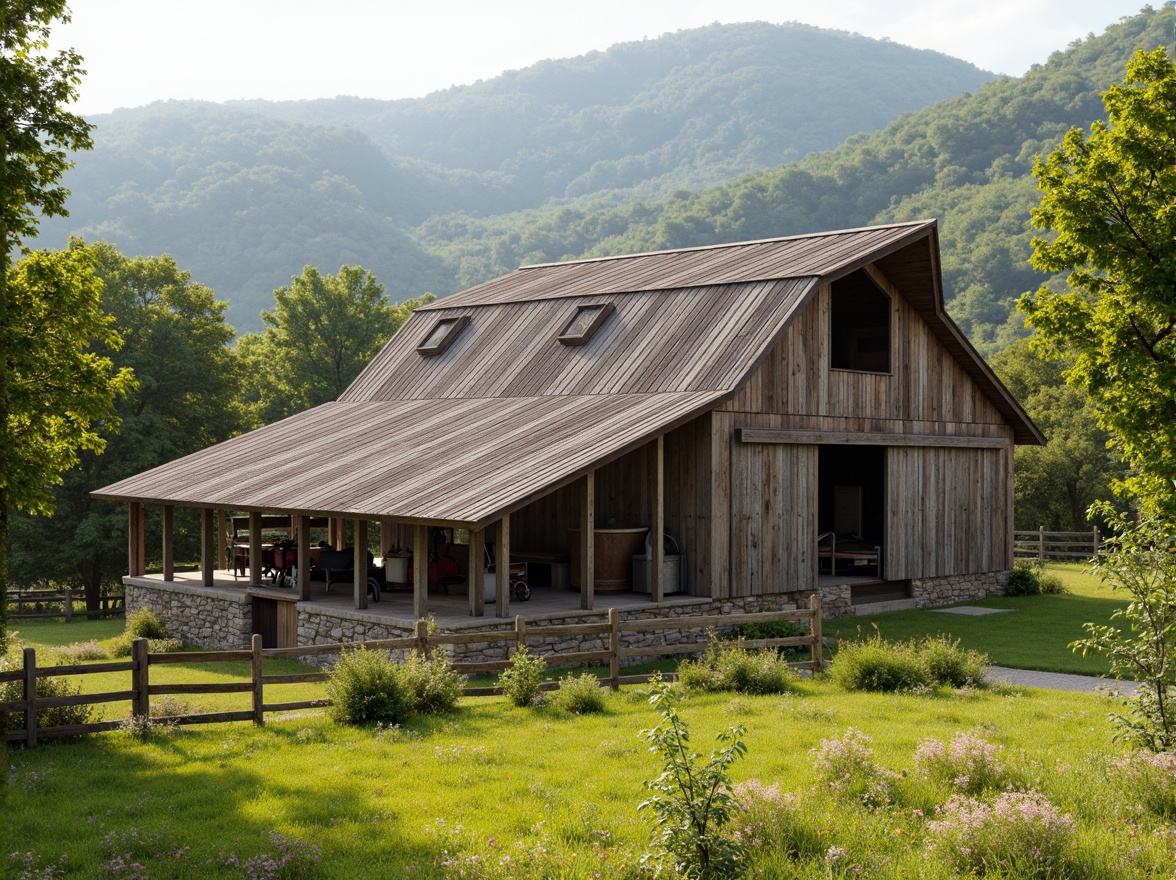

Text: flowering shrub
xmin=926 ymin=791 xmax=1076 ymax=876
xmin=48 ymin=640 xmax=107 ymax=663
xmin=810 ymin=728 xmax=896 ymax=810
xmin=914 ymin=732 xmax=1011 ymax=794
xmin=222 ymin=831 xmax=321 ymax=880
xmin=1110 ymin=749 xmax=1176 ymax=817
xmin=732 ymin=779 xmax=827 ymax=861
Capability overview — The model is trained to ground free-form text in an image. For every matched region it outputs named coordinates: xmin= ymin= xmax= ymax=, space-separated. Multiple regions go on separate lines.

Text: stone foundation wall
xmin=125 ymin=579 xmax=252 ymax=651
xmin=911 ymin=570 xmax=1009 ymax=607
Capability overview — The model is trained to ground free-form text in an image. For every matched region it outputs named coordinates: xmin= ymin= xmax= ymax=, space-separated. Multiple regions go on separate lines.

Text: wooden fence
xmin=1013 ymin=527 xmax=1102 ymax=561
xmin=7 ymin=587 xmax=125 ymax=621
xmin=1 ymin=599 xmax=822 ymax=748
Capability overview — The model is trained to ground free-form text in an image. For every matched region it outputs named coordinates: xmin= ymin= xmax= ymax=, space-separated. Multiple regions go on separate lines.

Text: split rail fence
xmin=2 ymin=598 xmax=822 ymax=749
xmin=1013 ymin=527 xmax=1102 ymax=562
xmin=7 ymin=587 xmax=125 ymax=621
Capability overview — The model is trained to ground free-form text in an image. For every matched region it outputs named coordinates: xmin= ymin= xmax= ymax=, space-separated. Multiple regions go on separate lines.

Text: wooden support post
xmin=380 ymin=520 xmax=394 ymax=557
xmin=249 ymin=512 xmax=262 ymax=587
xmin=413 ymin=524 xmax=428 ymax=620
xmin=515 ymin=614 xmax=527 ymax=652
xmin=132 ymin=637 xmax=150 ymax=719
xmin=353 ymin=518 xmax=368 ymax=610
xmin=217 ymin=508 xmax=227 ymax=570
xmin=128 ymin=502 xmax=146 ymax=577
xmin=651 ymin=435 xmax=665 ymax=602
xmin=496 ymin=516 xmax=510 ymax=619
xmin=580 ymin=471 xmax=595 ymax=610
xmin=810 ymin=592 xmax=824 ymax=673
xmin=64 ymin=587 xmax=73 ymax=622
xmin=251 ymin=633 xmax=264 ymax=726
xmin=23 ymin=647 xmax=37 ymax=749
xmin=1038 ymin=525 xmax=1045 ymax=562
xmin=415 ymin=617 xmax=429 ymax=656
xmin=161 ymin=505 xmax=175 ymax=581
xmin=202 ymin=508 xmax=215 ymax=587
xmin=297 ymin=515 xmax=311 ymax=601
xmin=608 ymin=607 xmax=620 ymax=690
xmin=469 ymin=528 xmax=484 ymax=617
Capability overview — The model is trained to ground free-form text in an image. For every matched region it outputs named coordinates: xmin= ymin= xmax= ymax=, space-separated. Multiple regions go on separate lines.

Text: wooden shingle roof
xmin=93 ymin=220 xmax=1042 ymax=524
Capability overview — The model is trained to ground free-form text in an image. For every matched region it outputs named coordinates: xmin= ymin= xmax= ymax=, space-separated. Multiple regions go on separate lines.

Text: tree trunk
xmin=80 ymin=557 xmax=102 ymax=612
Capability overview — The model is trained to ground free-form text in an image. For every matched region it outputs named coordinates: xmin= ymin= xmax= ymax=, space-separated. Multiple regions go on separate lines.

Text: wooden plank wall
xmin=509 ymin=415 xmax=716 ymax=597
xmin=726 ymin=428 xmax=817 ymax=598
xmin=719 ymin=279 xmax=1008 ymax=430
xmin=885 ymin=445 xmax=1009 ymax=579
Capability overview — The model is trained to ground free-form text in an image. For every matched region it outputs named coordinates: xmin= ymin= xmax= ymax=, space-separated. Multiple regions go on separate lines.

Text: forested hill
xmin=420 ymin=8 xmax=1169 ymax=354
xmin=32 ymin=21 xmax=993 ymax=332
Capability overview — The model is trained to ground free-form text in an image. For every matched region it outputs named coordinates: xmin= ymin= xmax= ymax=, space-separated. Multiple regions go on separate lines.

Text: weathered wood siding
xmin=510 ymin=415 xmax=717 ymax=597
xmin=885 ymin=446 xmax=1011 ymax=578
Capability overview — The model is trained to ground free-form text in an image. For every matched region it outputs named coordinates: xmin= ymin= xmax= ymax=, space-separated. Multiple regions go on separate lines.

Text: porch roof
xmin=91 ymin=390 xmax=725 ymax=529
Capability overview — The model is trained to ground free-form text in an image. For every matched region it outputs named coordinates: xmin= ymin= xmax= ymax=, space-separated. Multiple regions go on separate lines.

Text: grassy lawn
xmin=4 ymin=675 xmax=1167 ymax=879
xmin=827 ymin=563 xmax=1126 ymax=676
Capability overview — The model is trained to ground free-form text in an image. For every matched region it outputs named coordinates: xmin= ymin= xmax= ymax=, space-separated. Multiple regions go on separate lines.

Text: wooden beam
xmin=201 ymin=508 xmax=215 ymax=587
xmin=496 ymin=516 xmax=511 ymax=618
xmin=469 ymin=527 xmax=485 ymax=617
xmin=128 ymin=502 xmax=145 ymax=577
xmin=249 ymin=512 xmax=262 ymax=588
xmin=736 ymin=428 xmax=1009 ymax=449
xmin=217 ymin=508 xmax=227 ymax=570
xmin=413 ymin=524 xmax=428 ymax=620
xmin=353 ymin=519 xmax=368 ymax=610
xmin=580 ymin=471 xmax=595 ymax=610
xmin=652 ymin=435 xmax=665 ymax=602
xmin=162 ymin=505 xmax=174 ymax=582
xmin=297 ymin=515 xmax=311 ymax=601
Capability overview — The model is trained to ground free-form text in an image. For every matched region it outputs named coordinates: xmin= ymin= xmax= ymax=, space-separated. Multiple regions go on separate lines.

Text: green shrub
xmin=678 ymin=637 xmax=798 ymax=695
xmin=400 ymin=650 xmax=463 ymax=715
xmin=499 ymin=646 xmax=547 ymax=707
xmin=1006 ymin=561 xmax=1042 ymax=596
xmin=830 ymin=634 xmax=930 ymax=693
xmin=326 ymin=647 xmax=412 ymax=726
xmin=0 ymin=647 xmax=94 ymax=736
xmin=916 ymin=634 xmax=989 ymax=688
xmin=1038 ymin=571 xmax=1068 ymax=594
xmin=104 ymin=634 xmax=185 ymax=658
xmin=126 ymin=608 xmax=168 ymax=639
xmin=722 ymin=619 xmax=809 ymax=661
xmin=551 ymin=673 xmax=606 ymax=714
xmin=1109 ymin=750 xmax=1176 ymax=817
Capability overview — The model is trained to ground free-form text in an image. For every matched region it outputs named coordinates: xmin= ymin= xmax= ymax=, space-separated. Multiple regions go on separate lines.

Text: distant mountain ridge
xmin=33 ymin=21 xmax=995 ymax=331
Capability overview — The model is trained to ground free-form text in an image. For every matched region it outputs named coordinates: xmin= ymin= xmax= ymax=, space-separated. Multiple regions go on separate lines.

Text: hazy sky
xmin=57 ymin=0 xmax=1156 ymax=115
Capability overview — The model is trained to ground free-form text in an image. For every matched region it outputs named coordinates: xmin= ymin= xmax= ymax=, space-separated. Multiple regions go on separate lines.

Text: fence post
xmin=608 ymin=607 xmax=620 ymax=690
xmin=1038 ymin=526 xmax=1045 ymax=562
xmin=23 ymin=647 xmax=37 ymax=749
xmin=1093 ymin=526 xmax=1101 ymax=558
xmin=251 ymin=633 xmax=264 ymax=726
xmin=514 ymin=615 xmax=526 ymax=654
xmin=132 ymin=638 xmax=150 ymax=718
xmin=64 ymin=587 xmax=73 ymax=623
xmin=809 ymin=593 xmax=824 ymax=674
xmin=415 ymin=618 xmax=429 ymax=657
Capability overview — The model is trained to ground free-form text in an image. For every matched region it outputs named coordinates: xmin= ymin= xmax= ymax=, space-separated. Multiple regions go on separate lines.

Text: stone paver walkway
xmin=987 ymin=666 xmax=1139 ymax=695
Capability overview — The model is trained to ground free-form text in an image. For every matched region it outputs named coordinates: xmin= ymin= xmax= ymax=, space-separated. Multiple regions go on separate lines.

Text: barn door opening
xmin=817 ymin=445 xmax=886 ymax=583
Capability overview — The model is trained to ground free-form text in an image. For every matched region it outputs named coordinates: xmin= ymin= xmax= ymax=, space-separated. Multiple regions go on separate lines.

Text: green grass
xmin=3 ymin=678 xmax=1167 ymax=879
xmin=828 ymin=563 xmax=1127 ymax=676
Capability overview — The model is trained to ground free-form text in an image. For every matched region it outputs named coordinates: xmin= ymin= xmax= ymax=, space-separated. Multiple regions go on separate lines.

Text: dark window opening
xmin=558 ymin=302 xmax=615 ymax=345
xmin=417 ymin=315 xmax=469 ymax=356
xmin=830 ymin=270 xmax=890 ymax=373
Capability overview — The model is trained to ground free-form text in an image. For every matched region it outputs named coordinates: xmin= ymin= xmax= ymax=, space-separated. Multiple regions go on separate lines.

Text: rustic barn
xmin=93 ymin=219 xmax=1043 ymax=650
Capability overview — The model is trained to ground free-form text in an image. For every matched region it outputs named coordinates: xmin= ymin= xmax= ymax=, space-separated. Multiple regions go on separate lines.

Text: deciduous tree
xmin=240 ymin=265 xmax=433 ymax=423
xmin=1018 ymin=48 xmax=1176 ymax=514
xmin=0 ymin=2 xmax=128 ymax=641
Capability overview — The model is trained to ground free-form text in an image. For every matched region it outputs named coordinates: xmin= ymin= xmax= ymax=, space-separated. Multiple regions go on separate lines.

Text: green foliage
xmin=1007 ymin=560 xmax=1044 ymax=596
xmin=830 ymin=633 xmax=931 ymax=693
xmin=677 ymin=636 xmax=798 ymax=695
xmin=1108 ymin=749 xmax=1176 ymax=818
xmin=639 ymin=675 xmax=747 ymax=878
xmin=0 ymin=641 xmax=94 ymax=735
xmin=397 ymin=650 xmax=463 ymax=716
xmin=915 ymin=635 xmax=990 ymax=688
xmin=126 ymin=608 xmax=167 ymax=640
xmin=498 ymin=645 xmax=547 ymax=708
xmin=239 ymin=265 xmax=433 ymax=422
xmin=1019 ymin=47 xmax=1176 ymax=515
xmin=810 ymin=727 xmax=896 ymax=810
xmin=913 ymin=732 xmax=1013 ymax=795
xmin=550 ymin=672 xmax=606 ymax=714
xmin=326 ymin=646 xmax=412 ymax=726
xmin=722 ymin=618 xmax=809 ymax=661
xmin=1071 ymin=513 xmax=1176 ymax=751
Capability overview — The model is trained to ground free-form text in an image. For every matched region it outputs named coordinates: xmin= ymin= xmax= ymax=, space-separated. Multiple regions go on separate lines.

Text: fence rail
xmin=1 ymin=598 xmax=822 ymax=748
xmin=1013 ymin=527 xmax=1102 ymax=561
xmin=7 ymin=587 xmax=125 ymax=621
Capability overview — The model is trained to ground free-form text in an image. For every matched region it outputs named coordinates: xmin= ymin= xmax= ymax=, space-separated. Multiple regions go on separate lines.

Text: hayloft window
xmin=417 ymin=315 xmax=469 ymax=356
xmin=829 ymin=270 xmax=890 ymax=373
xmin=558 ymin=303 xmax=614 ymax=345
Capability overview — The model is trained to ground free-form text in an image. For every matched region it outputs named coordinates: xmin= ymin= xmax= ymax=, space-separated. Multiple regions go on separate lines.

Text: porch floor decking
xmin=129 ymin=569 xmax=709 ymax=628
